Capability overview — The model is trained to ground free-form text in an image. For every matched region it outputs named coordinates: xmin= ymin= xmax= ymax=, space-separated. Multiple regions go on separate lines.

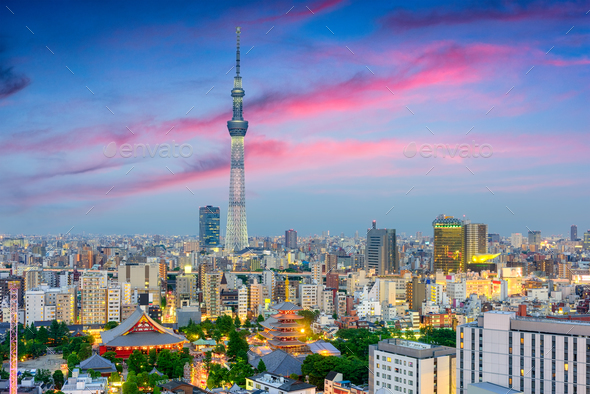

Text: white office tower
xmin=457 ymin=311 xmax=590 ymax=394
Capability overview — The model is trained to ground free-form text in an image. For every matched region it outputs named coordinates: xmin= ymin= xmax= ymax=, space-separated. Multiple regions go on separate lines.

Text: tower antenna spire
xmin=236 ymin=26 xmax=241 ymax=76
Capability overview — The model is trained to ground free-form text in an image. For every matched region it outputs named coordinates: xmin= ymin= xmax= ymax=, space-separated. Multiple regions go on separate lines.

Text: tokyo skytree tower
xmin=225 ymin=26 xmax=249 ymax=252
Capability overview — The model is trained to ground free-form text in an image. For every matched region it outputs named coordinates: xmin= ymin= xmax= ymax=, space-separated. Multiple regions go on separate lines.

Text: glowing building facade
xmin=433 ymin=216 xmax=464 ymax=274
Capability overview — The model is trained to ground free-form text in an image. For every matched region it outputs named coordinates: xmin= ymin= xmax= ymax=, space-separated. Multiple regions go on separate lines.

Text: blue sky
xmin=1 ymin=0 xmax=589 ymax=237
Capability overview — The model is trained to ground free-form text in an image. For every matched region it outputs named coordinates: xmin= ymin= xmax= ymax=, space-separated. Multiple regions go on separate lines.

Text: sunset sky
xmin=1 ymin=0 xmax=589 ymax=237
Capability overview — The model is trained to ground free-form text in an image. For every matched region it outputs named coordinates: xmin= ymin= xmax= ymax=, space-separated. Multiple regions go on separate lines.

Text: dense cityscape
xmin=3 ymin=1 xmax=590 ymax=394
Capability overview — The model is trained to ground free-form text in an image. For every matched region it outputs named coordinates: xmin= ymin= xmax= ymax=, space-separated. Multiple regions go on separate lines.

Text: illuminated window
xmin=460 ymin=342 xmax=463 ymax=349
xmin=520 ymin=369 xmax=524 ymax=376
xmin=565 ymin=363 xmax=569 ymax=371
xmin=460 ymin=332 xmax=464 ymax=339
xmin=520 ymin=338 xmax=524 ymax=344
xmin=387 ymin=357 xmax=391 ymax=362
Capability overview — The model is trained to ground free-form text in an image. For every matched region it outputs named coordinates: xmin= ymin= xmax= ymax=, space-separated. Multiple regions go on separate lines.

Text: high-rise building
xmin=199 ymin=206 xmax=220 ymax=247
xmin=249 ymin=279 xmax=264 ymax=316
xmin=107 ymin=285 xmax=121 ymax=323
xmin=311 ymin=261 xmax=322 ymax=285
xmin=203 ymin=272 xmax=222 ymax=318
xmin=225 ymin=27 xmax=249 ymax=252
xmin=55 ymin=288 xmax=77 ymax=324
xmin=326 ymin=272 xmax=339 ymax=290
xmin=528 ymin=230 xmax=541 ymax=247
xmin=365 ymin=220 xmax=398 ymax=275
xmin=325 ymin=254 xmax=338 ymax=273
xmin=457 ymin=311 xmax=590 ymax=394
xmin=369 ymin=338 xmax=456 ymax=394
xmin=571 ymin=224 xmax=578 ymax=241
xmin=511 ymin=233 xmax=523 ymax=248
xmin=433 ymin=216 xmax=464 ymax=274
xmin=464 ymin=222 xmax=488 ymax=267
xmin=118 ymin=263 xmax=161 ymax=291
xmin=584 ymin=230 xmax=590 ymax=250
xmin=285 ymin=229 xmax=297 ymax=249
xmin=80 ymin=271 xmax=108 ymax=325
xmin=25 ymin=289 xmax=45 ymax=325
xmin=237 ymin=285 xmax=248 ymax=322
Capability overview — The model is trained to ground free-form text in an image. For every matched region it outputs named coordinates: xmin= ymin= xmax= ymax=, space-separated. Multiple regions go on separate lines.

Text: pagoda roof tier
xmin=268 ymin=331 xmax=306 ymax=338
xmin=259 ymin=332 xmax=275 ymax=340
xmin=271 ymin=313 xmax=305 ymax=320
xmin=270 ymin=323 xmax=304 ymax=329
xmin=271 ymin=302 xmax=303 ymax=312
xmin=268 ymin=339 xmax=306 ymax=347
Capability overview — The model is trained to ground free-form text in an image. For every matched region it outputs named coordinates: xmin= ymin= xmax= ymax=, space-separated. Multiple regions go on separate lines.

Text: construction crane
xmin=9 ymin=281 xmax=19 ymax=394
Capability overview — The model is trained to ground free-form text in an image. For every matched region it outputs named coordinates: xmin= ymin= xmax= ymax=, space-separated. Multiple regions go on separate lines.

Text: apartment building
xmin=238 ymin=285 xmax=248 ymax=322
xmin=457 ymin=310 xmax=590 ymax=394
xmin=80 ymin=271 xmax=108 ymax=324
xmin=107 ymin=285 xmax=121 ymax=323
xmin=56 ymin=289 xmax=77 ymax=324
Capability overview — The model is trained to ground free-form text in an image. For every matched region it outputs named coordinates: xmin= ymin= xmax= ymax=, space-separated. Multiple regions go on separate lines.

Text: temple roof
xmin=271 ymin=302 xmax=303 ymax=312
xmin=100 ymin=305 xmax=187 ymax=347
xmin=78 ymin=353 xmax=117 ymax=373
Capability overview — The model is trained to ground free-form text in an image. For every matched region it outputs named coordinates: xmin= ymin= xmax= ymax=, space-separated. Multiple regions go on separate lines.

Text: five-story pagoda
xmin=260 ymin=301 xmax=309 ymax=355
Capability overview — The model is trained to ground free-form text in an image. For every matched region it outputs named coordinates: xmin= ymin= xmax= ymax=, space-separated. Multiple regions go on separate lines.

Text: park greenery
xmin=0 ymin=320 xmax=72 ymax=361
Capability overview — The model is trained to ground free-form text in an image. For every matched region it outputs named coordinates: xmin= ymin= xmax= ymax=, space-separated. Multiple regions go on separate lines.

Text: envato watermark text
xmin=103 ymin=141 xmax=193 ymax=158
xmin=403 ymin=141 xmax=493 ymax=158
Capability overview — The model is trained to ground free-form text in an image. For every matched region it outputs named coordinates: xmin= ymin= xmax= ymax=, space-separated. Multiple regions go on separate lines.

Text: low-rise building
xmin=246 ymin=373 xmax=316 ymax=394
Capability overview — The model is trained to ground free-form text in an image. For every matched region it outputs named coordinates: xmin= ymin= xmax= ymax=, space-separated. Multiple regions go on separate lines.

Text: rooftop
xmin=373 ymin=338 xmax=455 ymax=359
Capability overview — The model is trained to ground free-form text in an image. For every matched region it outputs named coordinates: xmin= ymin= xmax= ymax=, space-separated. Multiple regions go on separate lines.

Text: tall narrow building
xmin=433 ymin=215 xmax=464 ymax=274
xmin=225 ymin=26 xmax=249 ymax=252
xmin=199 ymin=206 xmax=220 ymax=247
xmin=365 ymin=220 xmax=398 ymax=275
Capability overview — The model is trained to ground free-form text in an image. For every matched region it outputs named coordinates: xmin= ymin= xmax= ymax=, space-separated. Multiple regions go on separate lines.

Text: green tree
xmin=104 ymin=321 xmax=119 ymax=330
xmin=301 ymin=354 xmax=368 ymax=390
xmin=24 ymin=323 xmax=37 ymax=341
xmin=227 ymin=330 xmax=249 ymax=361
xmin=227 ymin=357 xmax=255 ymax=387
xmin=37 ymin=326 xmax=49 ymax=345
xmin=161 ymin=296 xmax=167 ymax=309
xmin=289 ymin=373 xmax=299 ymax=380
xmin=257 ymin=359 xmax=266 ymax=372
xmin=403 ymin=329 xmax=417 ymax=341
xmin=216 ymin=315 xmax=235 ymax=335
xmin=109 ymin=371 xmax=121 ymax=383
xmin=78 ymin=343 xmax=92 ymax=361
xmin=127 ymin=350 xmax=148 ymax=374
xmin=122 ymin=381 xmax=139 ymax=394
xmin=244 ymin=319 xmax=252 ymax=328
xmin=67 ymin=353 xmax=79 ymax=371
xmin=332 ymin=313 xmax=338 ymax=320
xmin=212 ymin=329 xmax=223 ymax=344
xmin=207 ymin=363 xmax=229 ymax=388
xmin=0 ymin=369 xmax=9 ymax=379
xmin=102 ymin=351 xmax=119 ymax=363
xmin=53 ymin=370 xmax=65 ymax=389
xmin=86 ymin=369 xmax=102 ymax=379
xmin=148 ymin=348 xmax=158 ymax=369
xmin=136 ymin=371 xmax=150 ymax=388
xmin=234 ymin=315 xmax=241 ymax=328
xmin=256 ymin=314 xmax=264 ymax=323
xmin=35 ymin=369 xmax=52 ymax=385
